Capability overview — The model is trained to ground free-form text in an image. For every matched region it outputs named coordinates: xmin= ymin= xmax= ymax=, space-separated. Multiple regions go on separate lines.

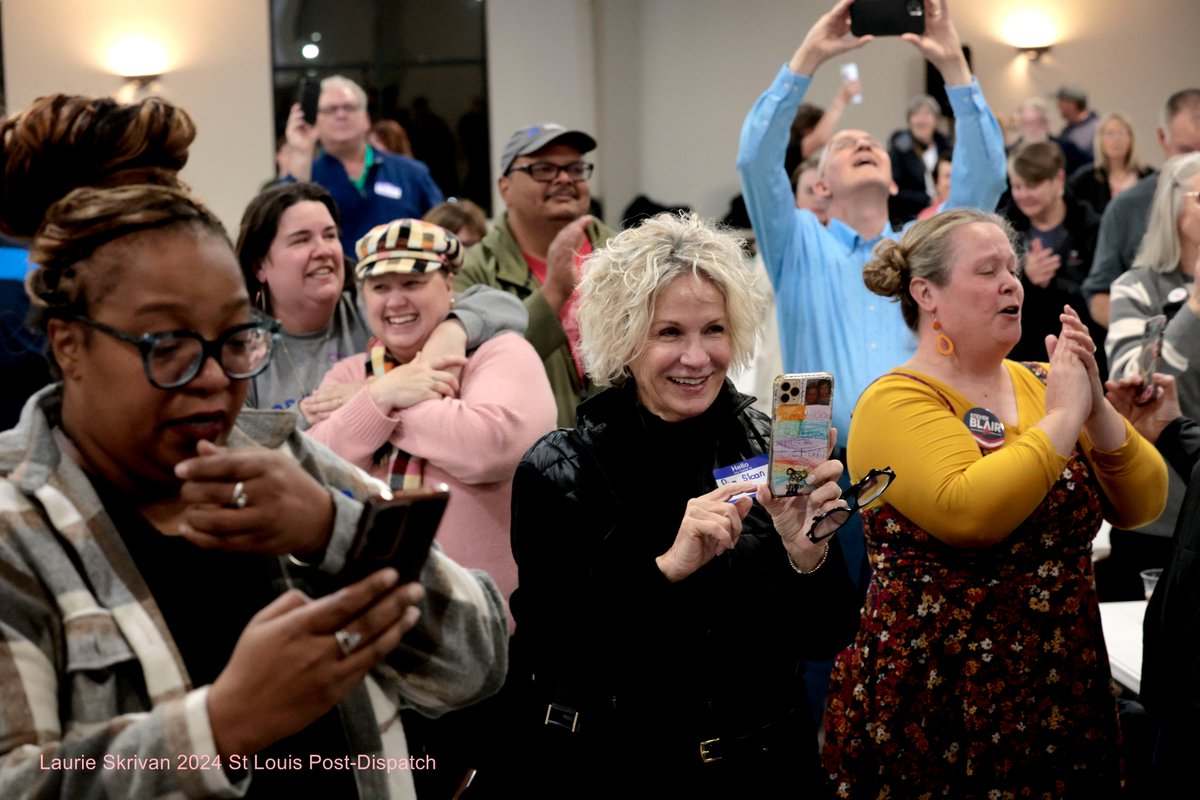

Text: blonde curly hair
xmin=577 ymin=212 xmax=767 ymax=389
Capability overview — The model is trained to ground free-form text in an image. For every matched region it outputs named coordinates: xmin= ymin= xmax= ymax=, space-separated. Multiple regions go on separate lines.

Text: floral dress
xmin=822 ymin=366 xmax=1123 ymax=800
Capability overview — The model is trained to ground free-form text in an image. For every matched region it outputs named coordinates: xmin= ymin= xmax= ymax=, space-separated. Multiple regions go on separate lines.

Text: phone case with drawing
xmin=769 ymin=372 xmax=833 ymax=497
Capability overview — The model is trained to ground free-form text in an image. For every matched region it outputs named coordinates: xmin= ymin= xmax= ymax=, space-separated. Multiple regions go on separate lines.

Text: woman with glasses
xmin=0 ymin=98 xmax=507 ymax=799
xmin=499 ymin=213 xmax=862 ymax=797
xmin=822 ymin=208 xmax=1167 ymax=797
xmin=235 ymin=182 xmax=525 ymax=423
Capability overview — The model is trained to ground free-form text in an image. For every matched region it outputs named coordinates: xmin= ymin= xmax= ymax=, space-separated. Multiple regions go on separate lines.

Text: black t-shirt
xmin=94 ymin=478 xmax=359 ymax=799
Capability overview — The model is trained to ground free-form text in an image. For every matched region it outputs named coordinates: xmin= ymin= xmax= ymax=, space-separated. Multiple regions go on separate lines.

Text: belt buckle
xmin=699 ymin=737 xmax=722 ymax=764
xmin=544 ymin=702 xmax=580 ymax=733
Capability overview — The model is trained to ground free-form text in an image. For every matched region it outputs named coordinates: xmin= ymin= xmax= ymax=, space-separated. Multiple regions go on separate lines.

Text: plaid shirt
xmin=0 ymin=387 xmax=507 ymax=799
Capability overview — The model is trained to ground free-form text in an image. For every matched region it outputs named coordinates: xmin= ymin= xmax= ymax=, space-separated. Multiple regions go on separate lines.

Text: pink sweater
xmin=307 ymin=333 xmax=556 ymax=629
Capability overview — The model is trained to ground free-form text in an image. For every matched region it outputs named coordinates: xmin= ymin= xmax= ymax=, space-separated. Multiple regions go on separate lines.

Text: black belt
xmin=544 ymin=699 xmax=799 ymax=767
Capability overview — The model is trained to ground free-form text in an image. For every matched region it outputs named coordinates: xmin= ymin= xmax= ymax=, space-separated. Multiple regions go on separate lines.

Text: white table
xmin=1099 ymin=600 xmax=1147 ymax=695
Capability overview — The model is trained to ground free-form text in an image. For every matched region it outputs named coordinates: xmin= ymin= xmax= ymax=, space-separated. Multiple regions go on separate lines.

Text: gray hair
xmin=1160 ymin=89 xmax=1200 ymax=137
xmin=1133 ymin=153 xmax=1200 ymax=272
xmin=906 ymin=94 xmax=941 ymax=122
xmin=320 ymin=75 xmax=368 ymax=111
xmin=577 ymin=213 xmax=766 ymax=389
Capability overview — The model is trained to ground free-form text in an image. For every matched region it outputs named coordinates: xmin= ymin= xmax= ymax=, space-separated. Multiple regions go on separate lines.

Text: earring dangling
xmin=932 ymin=319 xmax=955 ymax=356
xmin=255 ymin=285 xmax=268 ymax=313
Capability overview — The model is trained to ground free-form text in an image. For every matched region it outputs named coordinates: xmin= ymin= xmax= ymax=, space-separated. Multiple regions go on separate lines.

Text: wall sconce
xmin=1016 ymin=45 xmax=1051 ymax=62
xmin=107 ymin=36 xmax=170 ymax=100
xmin=1002 ymin=10 xmax=1058 ymax=63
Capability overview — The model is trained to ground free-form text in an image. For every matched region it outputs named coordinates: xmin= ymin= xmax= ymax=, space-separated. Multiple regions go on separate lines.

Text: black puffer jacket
xmin=505 ymin=380 xmax=860 ymax=796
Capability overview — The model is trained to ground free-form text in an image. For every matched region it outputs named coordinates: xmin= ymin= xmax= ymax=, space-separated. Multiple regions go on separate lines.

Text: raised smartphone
xmin=297 ymin=77 xmax=321 ymax=125
xmin=769 ymin=372 xmax=833 ymax=497
xmin=850 ymin=0 xmax=926 ymax=38
xmin=339 ymin=486 xmax=450 ymax=587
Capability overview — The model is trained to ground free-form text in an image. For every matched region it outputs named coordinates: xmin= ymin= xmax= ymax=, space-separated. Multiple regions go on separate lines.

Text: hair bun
xmin=0 ymin=94 xmax=195 ymax=239
xmin=863 ymin=239 xmax=907 ymax=298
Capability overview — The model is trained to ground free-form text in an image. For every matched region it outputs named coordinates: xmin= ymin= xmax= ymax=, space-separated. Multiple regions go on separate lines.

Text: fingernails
xmin=174 ymin=462 xmax=191 ymax=479
xmin=378 ymin=568 xmax=400 ymax=587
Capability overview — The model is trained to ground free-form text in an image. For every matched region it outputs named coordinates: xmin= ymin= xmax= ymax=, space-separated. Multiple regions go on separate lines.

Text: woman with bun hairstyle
xmin=821 ymin=208 xmax=1167 ymax=797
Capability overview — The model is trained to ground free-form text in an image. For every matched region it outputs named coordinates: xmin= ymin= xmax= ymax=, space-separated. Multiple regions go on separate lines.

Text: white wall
xmin=489 ymin=0 xmax=1200 ymax=223
xmin=485 ymin=0 xmax=599 ymax=214
xmin=2 ymin=0 xmax=273 ymax=236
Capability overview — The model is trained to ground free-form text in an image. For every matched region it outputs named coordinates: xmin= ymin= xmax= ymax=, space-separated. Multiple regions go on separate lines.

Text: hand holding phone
xmin=769 ymin=373 xmax=834 ymax=497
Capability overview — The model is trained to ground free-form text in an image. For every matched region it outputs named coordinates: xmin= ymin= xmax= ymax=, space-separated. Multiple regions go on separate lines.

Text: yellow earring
xmin=932 ymin=319 xmax=955 ymax=356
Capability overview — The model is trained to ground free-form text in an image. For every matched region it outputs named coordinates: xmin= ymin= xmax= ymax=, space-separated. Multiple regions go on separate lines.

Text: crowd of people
xmin=0 ymin=0 xmax=1195 ymax=797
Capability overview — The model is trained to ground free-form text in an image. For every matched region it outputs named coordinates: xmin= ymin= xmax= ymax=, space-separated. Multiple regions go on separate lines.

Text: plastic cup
xmin=1140 ymin=568 xmax=1163 ymax=600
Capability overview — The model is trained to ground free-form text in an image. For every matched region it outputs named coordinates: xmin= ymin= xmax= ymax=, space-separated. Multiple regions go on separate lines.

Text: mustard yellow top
xmin=847 ymin=361 xmax=1168 ymax=547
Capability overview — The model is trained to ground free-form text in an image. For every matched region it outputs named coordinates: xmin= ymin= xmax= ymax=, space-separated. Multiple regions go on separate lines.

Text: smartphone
xmin=850 ymin=0 xmax=926 ymax=38
xmin=297 ymin=77 xmax=321 ymax=125
xmin=339 ymin=486 xmax=450 ymax=587
xmin=1135 ymin=315 xmax=1166 ymax=405
xmin=769 ymin=373 xmax=834 ymax=497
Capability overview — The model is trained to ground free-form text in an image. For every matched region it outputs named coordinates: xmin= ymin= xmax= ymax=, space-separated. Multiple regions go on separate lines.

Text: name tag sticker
xmin=964 ymin=407 xmax=1005 ymax=449
xmin=713 ymin=454 xmax=769 ymax=487
xmin=374 ymin=181 xmax=402 ymax=199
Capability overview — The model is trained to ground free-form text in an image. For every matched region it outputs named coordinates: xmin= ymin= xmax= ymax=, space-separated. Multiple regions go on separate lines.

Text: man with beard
xmin=457 ymin=123 xmax=616 ymax=426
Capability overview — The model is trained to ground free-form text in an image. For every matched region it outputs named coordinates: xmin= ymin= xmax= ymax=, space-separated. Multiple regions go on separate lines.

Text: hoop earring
xmin=932 ymin=319 xmax=955 ymax=356
xmin=255 ymin=285 xmax=269 ymax=313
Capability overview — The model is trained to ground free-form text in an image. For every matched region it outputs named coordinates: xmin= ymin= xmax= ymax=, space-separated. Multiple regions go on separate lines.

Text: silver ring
xmin=335 ymin=628 xmax=362 ymax=657
xmin=230 ymin=481 xmax=248 ymax=509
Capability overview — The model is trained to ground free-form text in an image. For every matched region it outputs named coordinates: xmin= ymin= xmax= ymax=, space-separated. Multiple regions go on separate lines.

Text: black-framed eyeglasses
xmin=806 ymin=467 xmax=895 ymax=544
xmin=507 ymin=161 xmax=594 ymax=182
xmin=71 ymin=313 xmax=282 ymax=389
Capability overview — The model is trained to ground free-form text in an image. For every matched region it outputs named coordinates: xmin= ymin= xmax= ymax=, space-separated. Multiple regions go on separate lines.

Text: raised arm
xmin=910 ymin=0 xmax=1007 ymax=213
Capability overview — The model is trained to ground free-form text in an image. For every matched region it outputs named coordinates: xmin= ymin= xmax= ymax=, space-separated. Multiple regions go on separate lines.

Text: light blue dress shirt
xmin=737 ymin=66 xmax=1007 ymax=444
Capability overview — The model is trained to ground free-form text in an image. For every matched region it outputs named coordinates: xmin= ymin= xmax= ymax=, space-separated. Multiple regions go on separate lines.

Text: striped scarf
xmin=366 ymin=337 xmax=425 ymax=490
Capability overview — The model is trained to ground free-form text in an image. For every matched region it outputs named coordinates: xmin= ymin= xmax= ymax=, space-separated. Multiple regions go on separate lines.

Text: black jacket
xmin=1142 ymin=416 xmax=1200 ymax=788
xmin=506 ymin=380 xmax=859 ymax=796
xmin=1001 ymin=193 xmax=1106 ymax=375
xmin=888 ymin=128 xmax=951 ymax=227
xmin=1068 ymin=163 xmax=1156 ymax=219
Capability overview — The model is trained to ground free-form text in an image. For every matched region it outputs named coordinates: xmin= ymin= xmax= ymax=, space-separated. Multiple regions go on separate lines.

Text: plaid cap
xmin=499 ymin=122 xmax=596 ymax=175
xmin=354 ymin=219 xmax=463 ymax=280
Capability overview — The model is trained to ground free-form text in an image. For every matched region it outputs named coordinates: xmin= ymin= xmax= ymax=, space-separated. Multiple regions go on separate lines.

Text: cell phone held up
xmin=297 ymin=77 xmax=321 ymax=125
xmin=1136 ymin=315 xmax=1167 ymax=405
xmin=850 ymin=0 xmax=926 ymax=38
xmin=769 ymin=373 xmax=834 ymax=498
xmin=338 ymin=486 xmax=450 ymax=588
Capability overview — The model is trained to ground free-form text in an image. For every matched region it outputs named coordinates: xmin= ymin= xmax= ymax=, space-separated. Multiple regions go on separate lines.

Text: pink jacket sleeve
xmin=393 ymin=333 xmax=557 ymax=484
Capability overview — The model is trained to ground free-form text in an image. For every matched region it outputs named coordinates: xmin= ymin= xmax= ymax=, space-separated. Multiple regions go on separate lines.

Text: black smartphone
xmin=850 ymin=0 xmax=926 ymax=37
xmin=339 ymin=487 xmax=450 ymax=587
xmin=297 ymin=77 xmax=321 ymax=125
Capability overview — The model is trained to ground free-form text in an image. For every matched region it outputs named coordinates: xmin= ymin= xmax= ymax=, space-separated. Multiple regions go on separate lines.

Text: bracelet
xmin=787 ymin=543 xmax=829 ymax=575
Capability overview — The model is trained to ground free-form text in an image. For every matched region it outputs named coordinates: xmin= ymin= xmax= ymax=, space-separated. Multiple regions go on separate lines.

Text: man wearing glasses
xmin=282 ymin=75 xmax=444 ymax=256
xmin=457 ymin=123 xmax=616 ymax=427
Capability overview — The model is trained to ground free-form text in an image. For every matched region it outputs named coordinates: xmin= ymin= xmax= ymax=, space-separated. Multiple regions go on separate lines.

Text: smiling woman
xmin=497 ymin=213 xmax=862 ymax=797
xmin=821 ymin=207 xmax=1167 ymax=797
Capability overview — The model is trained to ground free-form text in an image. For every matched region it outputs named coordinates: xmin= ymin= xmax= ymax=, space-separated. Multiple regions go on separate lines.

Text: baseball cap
xmin=1055 ymin=85 xmax=1087 ymax=105
xmin=354 ymin=219 xmax=463 ymax=281
xmin=499 ymin=123 xmax=596 ymax=176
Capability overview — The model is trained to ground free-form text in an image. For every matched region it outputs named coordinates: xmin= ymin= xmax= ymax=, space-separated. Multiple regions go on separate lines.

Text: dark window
xmin=269 ymin=0 xmax=491 ymax=211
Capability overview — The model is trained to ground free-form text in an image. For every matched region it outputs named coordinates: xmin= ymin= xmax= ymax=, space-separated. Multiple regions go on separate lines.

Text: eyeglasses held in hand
xmin=806 ymin=467 xmax=895 ymax=544
xmin=72 ymin=312 xmax=282 ymax=389
xmin=507 ymin=161 xmax=594 ymax=182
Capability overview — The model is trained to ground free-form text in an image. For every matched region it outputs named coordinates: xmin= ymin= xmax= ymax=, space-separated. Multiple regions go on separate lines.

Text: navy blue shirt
xmin=307 ymin=146 xmax=444 ymax=256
